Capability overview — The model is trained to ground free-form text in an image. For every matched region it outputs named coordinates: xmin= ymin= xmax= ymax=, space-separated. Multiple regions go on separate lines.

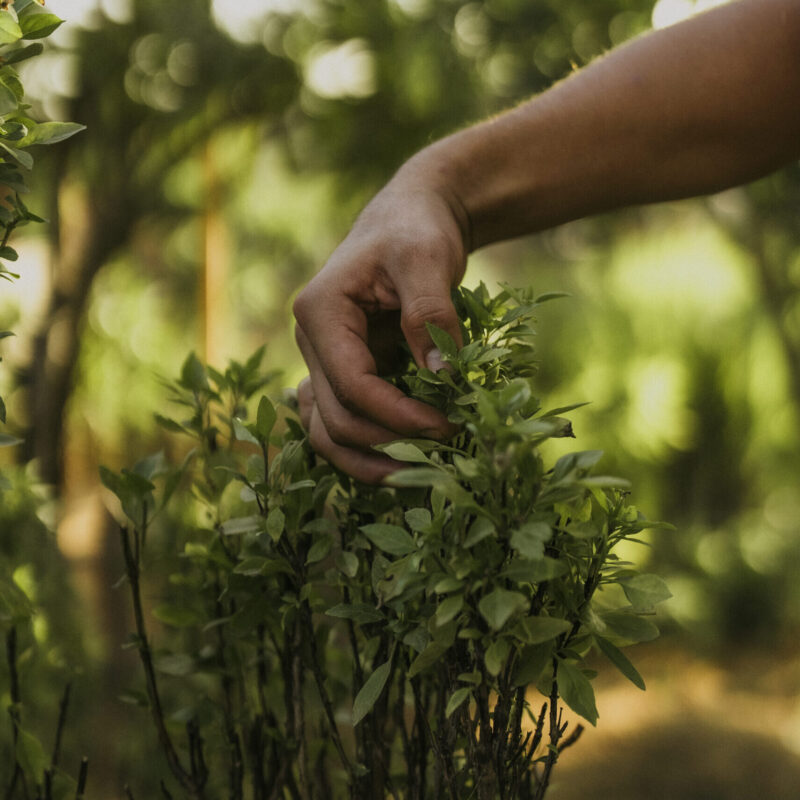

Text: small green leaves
xmin=376 ymin=441 xmax=430 ymax=463
xmin=620 ymin=573 xmax=672 ymax=611
xmin=0 ymin=12 xmax=23 ymax=46
xmin=220 ymin=515 xmax=264 ymax=536
xmin=484 ymin=638 xmax=511 ymax=676
xmin=510 ymin=521 xmax=552 ymax=560
xmin=433 ymin=594 xmax=463 ymax=628
xmin=19 ymin=12 xmax=63 ymax=40
xmin=352 ymin=659 xmax=391 ymax=726
xmin=266 ymin=507 xmax=285 ymax=542
xmin=256 ymin=395 xmax=277 ymax=441
xmin=17 ymin=121 xmax=86 ymax=147
xmin=600 ymin=611 xmax=660 ymax=643
xmin=557 ymin=660 xmax=598 ymax=726
xmin=513 ymin=615 xmax=571 ymax=645
xmin=360 ymin=523 xmax=417 ymax=556
xmin=595 ymin=636 xmax=645 ymax=690
xmin=445 ymin=687 xmax=472 ymax=718
xmin=425 ymin=322 xmax=457 ymax=361
xmin=478 ymin=588 xmax=528 ymax=631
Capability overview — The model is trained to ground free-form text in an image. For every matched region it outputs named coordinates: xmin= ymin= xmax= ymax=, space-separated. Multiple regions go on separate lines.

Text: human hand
xmin=293 ymin=162 xmax=469 ymax=483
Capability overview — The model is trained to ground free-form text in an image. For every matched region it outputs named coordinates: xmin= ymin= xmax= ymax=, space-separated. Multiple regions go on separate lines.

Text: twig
xmin=50 ymin=683 xmax=71 ymax=771
xmin=75 ymin=758 xmax=88 ymax=800
xmin=119 ymin=527 xmax=203 ymax=799
xmin=4 ymin=627 xmax=26 ymax=800
xmin=300 ymin=607 xmax=355 ymax=784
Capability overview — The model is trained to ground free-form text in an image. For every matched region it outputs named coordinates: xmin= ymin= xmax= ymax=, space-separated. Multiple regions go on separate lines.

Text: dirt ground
xmin=548 ymin=641 xmax=800 ymax=799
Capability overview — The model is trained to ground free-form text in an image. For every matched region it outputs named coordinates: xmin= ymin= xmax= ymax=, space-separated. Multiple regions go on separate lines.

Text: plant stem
xmin=119 ymin=527 xmax=205 ymax=799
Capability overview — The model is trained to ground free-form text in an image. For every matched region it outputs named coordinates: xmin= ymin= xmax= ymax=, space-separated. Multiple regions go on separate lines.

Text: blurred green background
xmin=3 ymin=0 xmax=800 ymax=796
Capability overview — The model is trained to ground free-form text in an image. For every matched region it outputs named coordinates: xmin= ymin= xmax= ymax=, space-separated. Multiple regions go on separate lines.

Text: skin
xmin=293 ymin=0 xmax=800 ymax=484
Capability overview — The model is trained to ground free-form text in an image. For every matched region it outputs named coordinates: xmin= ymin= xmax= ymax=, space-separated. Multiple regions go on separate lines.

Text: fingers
xmin=295 ymin=327 xmax=403 ymax=449
xmin=294 ymin=293 xmax=453 ymax=440
xmin=297 ymin=376 xmax=400 ymax=485
xmin=398 ymin=278 xmax=463 ymax=372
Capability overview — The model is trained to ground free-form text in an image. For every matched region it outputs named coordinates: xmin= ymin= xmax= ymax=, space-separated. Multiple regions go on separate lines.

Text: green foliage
xmin=0 ymin=0 xmax=85 ymax=444
xmin=104 ymin=284 xmax=670 ymax=798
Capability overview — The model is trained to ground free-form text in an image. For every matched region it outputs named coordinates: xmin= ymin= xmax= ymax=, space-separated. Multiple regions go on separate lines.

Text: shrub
xmin=103 ymin=282 xmax=671 ymax=799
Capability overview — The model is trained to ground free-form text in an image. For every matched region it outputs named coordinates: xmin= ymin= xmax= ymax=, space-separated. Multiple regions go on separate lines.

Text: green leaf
xmin=132 ymin=451 xmax=168 ymax=481
xmin=620 ymin=574 xmax=672 ymax=611
xmin=180 ymin=352 xmax=208 ymax=392
xmin=510 ymin=521 xmax=552 ymax=560
xmin=15 ymin=728 xmax=46 ymax=782
xmin=221 ymin=515 xmax=264 ymax=536
xmin=407 ymin=640 xmax=449 ymax=678
xmin=601 ymin=611 xmax=659 ymax=643
xmin=464 ymin=516 xmax=494 ymax=547
xmin=336 ymin=550 xmax=359 ymax=578
xmin=0 ymin=82 xmax=18 ymax=116
xmin=425 ymin=322 xmax=457 ymax=360
xmin=445 ymin=687 xmax=472 ymax=718
xmin=376 ymin=441 xmax=431 ymax=463
xmin=404 ymin=507 xmax=431 ymax=532
xmin=485 ymin=638 xmax=511 ymax=677
xmin=360 ymin=523 xmax=417 ymax=556
xmin=352 ymin=660 xmax=391 ymax=725
xmin=154 ymin=413 xmax=186 ymax=433
xmin=19 ymin=12 xmax=63 ymax=39
xmin=595 ymin=636 xmax=645 ymax=690
xmin=256 ymin=395 xmax=276 ymax=441
xmin=17 ymin=121 xmax=85 ymax=146
xmin=266 ymin=508 xmax=285 ymax=542
xmin=2 ymin=42 xmax=43 ymax=65
xmin=0 ymin=142 xmax=32 ymax=169
xmin=512 ymin=642 xmax=553 ymax=687
xmin=0 ymin=433 xmax=22 ymax=447
xmin=557 ymin=660 xmax=598 ymax=726
xmin=233 ymin=418 xmax=259 ymax=445
xmin=513 ymin=615 xmax=572 ymax=645
xmin=326 ymin=603 xmax=384 ymax=625
xmin=433 ymin=594 xmax=463 ymax=628
xmin=0 ymin=12 xmax=23 ymax=46
xmin=306 ymin=534 xmax=332 ymax=564
xmin=0 ymin=572 xmax=34 ymax=627
xmin=478 ymin=588 xmax=528 ymax=631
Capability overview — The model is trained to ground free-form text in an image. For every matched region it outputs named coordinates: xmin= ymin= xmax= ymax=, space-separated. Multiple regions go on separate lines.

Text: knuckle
xmin=402 ymin=295 xmax=454 ymax=335
xmin=292 ymin=287 xmax=315 ymax=325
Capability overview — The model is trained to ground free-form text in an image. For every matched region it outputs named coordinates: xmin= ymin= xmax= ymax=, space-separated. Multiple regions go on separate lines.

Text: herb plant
xmin=104 ymin=283 xmax=671 ymax=799
xmin=1 ymin=2 xmax=86 ymax=797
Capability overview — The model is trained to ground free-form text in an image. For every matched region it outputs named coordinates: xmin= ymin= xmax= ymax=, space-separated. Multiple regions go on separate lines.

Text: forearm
xmin=407 ymin=0 xmax=800 ymax=250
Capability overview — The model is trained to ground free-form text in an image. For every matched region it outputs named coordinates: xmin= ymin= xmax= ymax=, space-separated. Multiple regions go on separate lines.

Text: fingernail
xmin=426 ymin=348 xmax=445 ymax=372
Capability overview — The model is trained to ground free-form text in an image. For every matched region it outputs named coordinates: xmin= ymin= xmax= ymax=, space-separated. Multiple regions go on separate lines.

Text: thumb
xmin=399 ymin=286 xmax=463 ymax=372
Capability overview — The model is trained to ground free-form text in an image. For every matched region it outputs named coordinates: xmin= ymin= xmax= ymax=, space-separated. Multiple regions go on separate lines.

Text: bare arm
xmin=294 ymin=0 xmax=800 ymax=483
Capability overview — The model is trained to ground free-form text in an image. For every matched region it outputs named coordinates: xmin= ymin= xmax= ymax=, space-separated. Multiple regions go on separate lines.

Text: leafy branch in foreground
xmin=0 ymin=4 xmax=86 ymax=798
xmin=103 ymin=283 xmax=672 ymax=799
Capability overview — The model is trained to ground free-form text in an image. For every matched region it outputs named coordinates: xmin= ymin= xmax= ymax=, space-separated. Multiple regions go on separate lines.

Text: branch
xmin=119 ymin=527 xmax=203 ymax=799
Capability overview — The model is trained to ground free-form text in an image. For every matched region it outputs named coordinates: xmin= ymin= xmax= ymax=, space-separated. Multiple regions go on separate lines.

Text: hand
xmin=293 ymin=162 xmax=469 ymax=484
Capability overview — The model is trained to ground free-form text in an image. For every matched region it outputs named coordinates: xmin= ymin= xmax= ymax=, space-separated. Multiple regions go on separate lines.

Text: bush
xmin=102 ymin=282 xmax=671 ymax=799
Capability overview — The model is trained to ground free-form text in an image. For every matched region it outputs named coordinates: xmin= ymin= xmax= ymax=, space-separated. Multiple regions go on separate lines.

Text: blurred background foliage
xmin=2 ymin=0 xmax=800 ymax=795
